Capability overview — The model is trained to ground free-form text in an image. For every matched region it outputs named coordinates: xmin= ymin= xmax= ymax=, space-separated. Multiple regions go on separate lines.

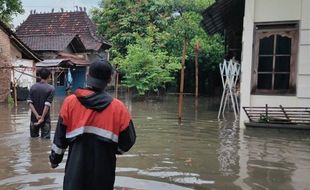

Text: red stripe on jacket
xmin=60 ymin=94 xmax=131 ymax=138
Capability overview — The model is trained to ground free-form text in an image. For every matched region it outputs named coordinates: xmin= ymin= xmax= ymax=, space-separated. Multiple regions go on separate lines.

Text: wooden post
xmin=12 ymin=68 xmax=17 ymax=107
xmin=178 ymin=38 xmax=188 ymax=121
xmin=115 ymin=71 xmax=119 ymax=98
xmin=51 ymin=70 xmax=55 ymax=86
xmin=195 ymin=97 xmax=198 ymax=121
xmin=265 ymin=104 xmax=268 ymax=122
xmin=194 ymin=41 xmax=200 ymax=98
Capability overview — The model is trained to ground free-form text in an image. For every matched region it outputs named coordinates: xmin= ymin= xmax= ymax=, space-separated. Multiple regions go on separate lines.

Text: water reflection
xmin=217 ymin=119 xmax=239 ymax=177
xmin=0 ymin=95 xmax=310 ymax=190
xmin=244 ymin=128 xmax=310 ymax=190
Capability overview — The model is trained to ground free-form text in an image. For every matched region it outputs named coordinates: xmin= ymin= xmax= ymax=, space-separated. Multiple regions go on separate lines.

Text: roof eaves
xmin=202 ymin=0 xmax=232 ymax=35
xmin=0 ymin=21 xmax=42 ymax=62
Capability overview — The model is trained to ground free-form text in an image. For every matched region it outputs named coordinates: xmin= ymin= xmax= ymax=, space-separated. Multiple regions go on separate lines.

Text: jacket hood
xmin=74 ymin=88 xmax=113 ymax=112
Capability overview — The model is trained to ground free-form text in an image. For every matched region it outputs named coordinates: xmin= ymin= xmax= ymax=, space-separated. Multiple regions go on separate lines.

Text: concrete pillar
xmin=239 ymin=0 xmax=255 ymax=128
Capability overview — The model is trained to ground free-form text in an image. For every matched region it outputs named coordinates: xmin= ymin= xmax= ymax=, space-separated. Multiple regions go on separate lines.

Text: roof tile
xmin=19 ymin=34 xmax=77 ymax=51
xmin=16 ymin=11 xmax=111 ymax=50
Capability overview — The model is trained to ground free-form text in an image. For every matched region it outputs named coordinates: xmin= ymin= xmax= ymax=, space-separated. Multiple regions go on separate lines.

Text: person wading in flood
xmin=49 ymin=60 xmax=136 ymax=190
xmin=27 ymin=68 xmax=55 ymax=139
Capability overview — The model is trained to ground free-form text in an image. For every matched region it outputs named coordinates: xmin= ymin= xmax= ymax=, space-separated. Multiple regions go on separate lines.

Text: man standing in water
xmin=27 ymin=68 xmax=55 ymax=139
xmin=49 ymin=60 xmax=136 ymax=190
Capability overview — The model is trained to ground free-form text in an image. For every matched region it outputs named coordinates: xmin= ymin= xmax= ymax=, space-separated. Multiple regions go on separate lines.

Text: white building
xmin=203 ymin=0 xmax=310 ymax=128
xmin=240 ymin=0 xmax=310 ymax=128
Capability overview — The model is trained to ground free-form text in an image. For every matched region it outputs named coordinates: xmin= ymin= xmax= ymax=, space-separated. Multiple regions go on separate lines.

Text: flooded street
xmin=0 ymin=94 xmax=310 ymax=190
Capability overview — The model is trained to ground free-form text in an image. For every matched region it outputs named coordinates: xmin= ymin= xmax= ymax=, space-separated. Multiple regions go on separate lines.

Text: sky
xmin=13 ymin=0 xmax=101 ymax=28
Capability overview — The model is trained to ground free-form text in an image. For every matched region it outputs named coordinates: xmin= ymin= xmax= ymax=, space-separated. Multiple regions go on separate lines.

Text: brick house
xmin=0 ymin=21 xmax=41 ymax=102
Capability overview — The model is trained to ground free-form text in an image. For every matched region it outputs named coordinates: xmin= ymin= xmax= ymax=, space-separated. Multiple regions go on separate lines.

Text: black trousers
xmin=30 ymin=121 xmax=51 ymax=139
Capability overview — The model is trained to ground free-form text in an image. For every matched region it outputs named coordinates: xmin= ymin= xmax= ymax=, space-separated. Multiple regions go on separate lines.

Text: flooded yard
xmin=0 ymin=94 xmax=310 ymax=190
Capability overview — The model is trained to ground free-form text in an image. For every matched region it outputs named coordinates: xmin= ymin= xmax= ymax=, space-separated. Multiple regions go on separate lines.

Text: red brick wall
xmin=0 ymin=29 xmax=11 ymax=102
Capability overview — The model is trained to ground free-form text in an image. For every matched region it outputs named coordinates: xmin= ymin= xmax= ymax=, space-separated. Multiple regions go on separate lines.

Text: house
xmin=18 ymin=33 xmax=89 ymax=96
xmin=0 ymin=20 xmax=41 ymax=102
xmin=16 ymin=10 xmax=111 ymax=62
xmin=203 ymin=0 xmax=310 ymax=128
xmin=16 ymin=10 xmax=112 ymax=96
xmin=36 ymin=53 xmax=90 ymax=96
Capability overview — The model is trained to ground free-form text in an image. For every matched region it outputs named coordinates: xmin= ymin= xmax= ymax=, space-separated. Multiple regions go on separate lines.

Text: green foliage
xmin=160 ymin=0 xmax=214 ymax=13
xmin=191 ymin=34 xmax=225 ymax=70
xmin=0 ymin=0 xmax=24 ymax=25
xmin=92 ymin=0 xmax=224 ymax=95
xmin=166 ymin=11 xmax=206 ymax=57
xmin=92 ymin=0 xmax=172 ymax=56
xmin=116 ymin=26 xmax=180 ymax=95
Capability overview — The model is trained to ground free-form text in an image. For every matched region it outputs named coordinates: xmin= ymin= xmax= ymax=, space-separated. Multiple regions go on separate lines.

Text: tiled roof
xmin=18 ymin=34 xmax=82 ymax=51
xmin=16 ymin=11 xmax=111 ymax=51
xmin=0 ymin=21 xmax=41 ymax=61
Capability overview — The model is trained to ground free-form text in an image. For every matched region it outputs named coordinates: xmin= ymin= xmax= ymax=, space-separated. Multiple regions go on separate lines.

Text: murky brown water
xmin=1 ymin=94 xmax=310 ymax=190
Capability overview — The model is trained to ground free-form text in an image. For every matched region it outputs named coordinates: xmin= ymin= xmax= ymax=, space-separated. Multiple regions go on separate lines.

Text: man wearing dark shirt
xmin=27 ymin=68 xmax=55 ymax=139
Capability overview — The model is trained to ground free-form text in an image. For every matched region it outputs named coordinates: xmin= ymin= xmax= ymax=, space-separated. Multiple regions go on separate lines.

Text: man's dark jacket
xmin=49 ymin=88 xmax=136 ymax=190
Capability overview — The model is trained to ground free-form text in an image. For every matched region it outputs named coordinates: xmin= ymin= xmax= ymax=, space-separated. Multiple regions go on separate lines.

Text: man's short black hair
xmin=38 ymin=68 xmax=51 ymax=80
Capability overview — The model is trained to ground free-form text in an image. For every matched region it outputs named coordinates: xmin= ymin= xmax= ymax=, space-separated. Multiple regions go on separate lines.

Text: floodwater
xmin=0 ymin=94 xmax=310 ymax=190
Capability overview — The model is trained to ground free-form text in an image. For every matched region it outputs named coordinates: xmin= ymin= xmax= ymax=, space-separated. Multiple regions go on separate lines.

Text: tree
xmin=0 ymin=0 xmax=24 ymax=25
xmin=163 ymin=1 xmax=214 ymax=118
xmin=92 ymin=0 xmax=179 ymax=95
xmin=116 ymin=26 xmax=180 ymax=95
xmin=92 ymin=0 xmax=224 ymax=97
xmin=92 ymin=0 xmax=172 ymax=57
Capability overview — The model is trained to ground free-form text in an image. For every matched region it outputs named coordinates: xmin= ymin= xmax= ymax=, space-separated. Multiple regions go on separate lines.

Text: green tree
xmin=92 ymin=0 xmax=172 ymax=57
xmin=116 ymin=26 xmax=180 ymax=95
xmin=0 ymin=0 xmax=24 ymax=25
xmin=164 ymin=0 xmax=223 ymax=95
xmin=92 ymin=0 xmax=224 ymax=96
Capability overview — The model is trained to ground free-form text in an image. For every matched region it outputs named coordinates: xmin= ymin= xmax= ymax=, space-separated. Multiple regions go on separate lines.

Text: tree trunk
xmin=12 ymin=68 xmax=17 ymax=106
xmin=178 ymin=38 xmax=188 ymax=121
xmin=195 ymin=41 xmax=200 ymax=98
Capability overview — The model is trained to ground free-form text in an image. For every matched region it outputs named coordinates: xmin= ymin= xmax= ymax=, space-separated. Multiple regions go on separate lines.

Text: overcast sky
xmin=13 ymin=0 xmax=101 ymax=28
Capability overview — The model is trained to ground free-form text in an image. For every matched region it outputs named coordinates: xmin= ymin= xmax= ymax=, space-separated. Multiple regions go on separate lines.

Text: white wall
xmin=239 ymin=0 xmax=255 ymax=128
xmin=11 ymin=59 xmax=35 ymax=89
xmin=297 ymin=0 xmax=310 ymax=98
xmin=254 ymin=0 xmax=301 ymax=22
xmin=240 ymin=0 xmax=310 ymax=128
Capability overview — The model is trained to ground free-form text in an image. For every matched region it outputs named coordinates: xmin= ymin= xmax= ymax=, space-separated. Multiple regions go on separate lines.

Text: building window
xmin=252 ymin=22 xmax=298 ymax=95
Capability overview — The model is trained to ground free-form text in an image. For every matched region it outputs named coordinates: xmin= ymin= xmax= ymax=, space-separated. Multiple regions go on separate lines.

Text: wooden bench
xmin=243 ymin=105 xmax=310 ymax=129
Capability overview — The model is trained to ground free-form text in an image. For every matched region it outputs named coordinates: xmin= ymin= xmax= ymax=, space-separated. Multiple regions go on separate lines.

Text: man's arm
xmin=49 ymin=116 xmax=68 ymax=168
xmin=28 ymin=103 xmax=41 ymax=120
xmin=36 ymin=105 xmax=49 ymax=125
xmin=117 ymin=120 xmax=136 ymax=154
xmin=36 ymin=87 xmax=55 ymax=125
xmin=49 ymin=96 xmax=69 ymax=168
xmin=27 ymin=87 xmax=41 ymax=121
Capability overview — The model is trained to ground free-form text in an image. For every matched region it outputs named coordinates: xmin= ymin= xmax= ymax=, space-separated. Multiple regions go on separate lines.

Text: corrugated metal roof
xmin=202 ymin=0 xmax=244 ymax=35
xmin=36 ymin=59 xmax=67 ymax=67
